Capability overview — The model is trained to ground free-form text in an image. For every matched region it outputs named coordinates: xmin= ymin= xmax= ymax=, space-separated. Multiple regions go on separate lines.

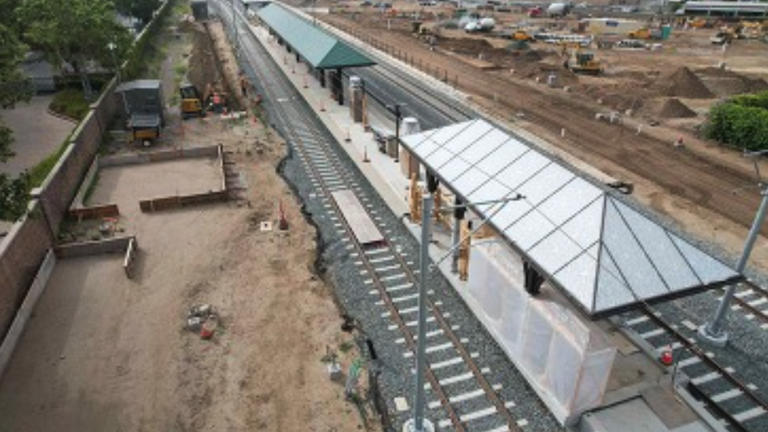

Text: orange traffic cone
xmin=659 ymin=345 xmax=674 ymax=366
xmin=278 ymin=200 xmax=289 ymax=230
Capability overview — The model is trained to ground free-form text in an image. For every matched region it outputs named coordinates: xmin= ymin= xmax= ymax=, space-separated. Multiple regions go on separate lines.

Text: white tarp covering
xmin=468 ymin=240 xmax=616 ymax=424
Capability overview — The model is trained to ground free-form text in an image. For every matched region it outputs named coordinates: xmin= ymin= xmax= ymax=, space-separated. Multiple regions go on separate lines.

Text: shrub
xmin=731 ymin=90 xmax=768 ymax=111
xmin=49 ymin=89 xmax=91 ymax=121
xmin=706 ymin=102 xmax=768 ymax=151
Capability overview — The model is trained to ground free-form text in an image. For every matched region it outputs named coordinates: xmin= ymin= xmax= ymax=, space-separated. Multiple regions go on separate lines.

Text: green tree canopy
xmin=17 ymin=0 xmax=131 ymax=96
xmin=116 ymin=0 xmax=162 ymax=26
xmin=0 ymin=22 xmax=32 ymax=161
xmin=0 ymin=3 xmax=34 ymax=221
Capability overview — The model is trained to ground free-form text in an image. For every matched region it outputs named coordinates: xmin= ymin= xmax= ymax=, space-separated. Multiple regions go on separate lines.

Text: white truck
xmin=465 ymin=17 xmax=496 ymax=33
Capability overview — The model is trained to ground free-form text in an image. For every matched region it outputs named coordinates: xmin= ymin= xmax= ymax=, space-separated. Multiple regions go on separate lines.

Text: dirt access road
xmin=0 ymin=20 xmax=378 ymax=432
xmin=318 ymin=12 xmax=768 ymax=273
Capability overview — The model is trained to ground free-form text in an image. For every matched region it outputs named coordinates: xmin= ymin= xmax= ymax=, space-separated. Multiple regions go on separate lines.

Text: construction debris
xmin=186 ymin=304 xmax=219 ymax=339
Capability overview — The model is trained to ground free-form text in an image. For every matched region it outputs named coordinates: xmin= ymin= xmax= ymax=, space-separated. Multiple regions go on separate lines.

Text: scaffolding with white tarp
xmin=467 ymin=239 xmax=616 ymax=424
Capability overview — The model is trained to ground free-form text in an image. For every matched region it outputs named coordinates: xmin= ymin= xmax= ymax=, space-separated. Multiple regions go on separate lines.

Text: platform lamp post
xmin=107 ymin=42 xmax=120 ymax=84
xmin=387 ymin=103 xmax=406 ymax=162
xmin=699 ymin=149 xmax=768 ymax=347
xmin=404 ymin=193 xmax=524 ymax=432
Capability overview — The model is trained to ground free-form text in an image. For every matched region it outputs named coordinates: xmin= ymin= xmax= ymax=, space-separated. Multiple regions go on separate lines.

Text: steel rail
xmin=229 ymin=10 xmax=466 ymax=430
xmin=641 ymin=306 xmax=768 ymax=431
xmin=729 ymin=281 xmax=768 ymax=327
xmin=224 ymin=7 xmax=537 ymax=430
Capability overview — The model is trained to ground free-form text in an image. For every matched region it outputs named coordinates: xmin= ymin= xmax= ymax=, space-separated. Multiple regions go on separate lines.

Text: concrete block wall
xmin=54 ymin=236 xmax=134 ymax=259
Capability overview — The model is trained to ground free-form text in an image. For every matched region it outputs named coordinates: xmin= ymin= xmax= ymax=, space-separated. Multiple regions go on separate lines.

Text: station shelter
xmin=256 ymin=4 xmax=376 ymax=106
xmin=401 ymin=118 xmax=742 ymax=424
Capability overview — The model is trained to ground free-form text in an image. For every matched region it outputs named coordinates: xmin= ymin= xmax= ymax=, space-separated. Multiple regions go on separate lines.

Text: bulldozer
xmin=562 ymin=44 xmax=602 ymax=75
xmin=180 ymin=82 xmax=204 ymax=119
xmin=628 ymin=28 xmax=651 ymax=40
xmin=508 ymin=29 xmax=535 ymax=42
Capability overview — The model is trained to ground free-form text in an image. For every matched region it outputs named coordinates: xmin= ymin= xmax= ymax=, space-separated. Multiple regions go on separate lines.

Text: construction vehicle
xmin=547 ymin=2 xmax=570 ymax=17
xmin=506 ymin=29 xmax=535 ymax=42
xmin=562 ymin=45 xmax=602 ymax=75
xmin=465 ymin=17 xmax=495 ymax=33
xmin=180 ymin=82 xmax=204 ymax=119
xmin=628 ymin=28 xmax=651 ymax=39
xmin=690 ymin=18 xmax=708 ymax=29
xmin=528 ymin=6 xmax=543 ymax=17
xmin=710 ymin=31 xmax=735 ymax=45
xmin=129 ymin=114 xmax=161 ymax=147
xmin=115 ymin=80 xmax=165 ymax=147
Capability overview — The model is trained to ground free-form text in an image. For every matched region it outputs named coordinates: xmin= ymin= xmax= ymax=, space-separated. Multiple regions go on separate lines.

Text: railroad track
xmin=726 ymin=281 xmax=768 ymax=330
xmin=213 ymin=4 xmax=542 ymax=431
xmin=217 ymin=5 xmax=768 ymax=431
xmin=322 ymin=17 xmax=768 ymax=432
xmin=347 ymin=64 xmax=472 ymax=130
xmin=621 ymin=307 xmax=768 ymax=432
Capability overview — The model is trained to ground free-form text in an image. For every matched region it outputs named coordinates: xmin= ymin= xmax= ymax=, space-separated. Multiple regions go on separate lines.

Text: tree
xmin=0 ymin=173 xmax=29 ymax=221
xmin=0 ymin=5 xmax=34 ymax=221
xmin=116 ymin=0 xmax=162 ymax=26
xmin=0 ymin=22 xmax=32 ymax=162
xmin=17 ymin=0 xmax=131 ymax=98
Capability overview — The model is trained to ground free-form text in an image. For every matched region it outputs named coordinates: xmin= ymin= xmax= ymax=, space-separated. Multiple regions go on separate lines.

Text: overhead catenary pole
xmin=700 ymin=149 xmax=768 ymax=346
xmin=404 ymin=194 xmax=523 ymax=432
xmin=404 ymin=194 xmax=434 ymax=432
xmin=699 ymin=186 xmax=768 ymax=346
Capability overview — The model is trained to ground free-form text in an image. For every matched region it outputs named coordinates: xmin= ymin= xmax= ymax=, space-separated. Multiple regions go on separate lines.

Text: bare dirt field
xmin=91 ymin=158 xmax=222 ymax=212
xmin=317 ymin=3 xmax=768 ymax=274
xmin=0 ymin=15 xmax=378 ymax=432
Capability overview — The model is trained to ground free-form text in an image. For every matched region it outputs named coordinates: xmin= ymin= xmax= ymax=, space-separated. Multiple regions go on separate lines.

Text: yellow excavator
xmin=562 ymin=44 xmax=602 ymax=75
xmin=180 ymin=82 xmax=204 ymax=119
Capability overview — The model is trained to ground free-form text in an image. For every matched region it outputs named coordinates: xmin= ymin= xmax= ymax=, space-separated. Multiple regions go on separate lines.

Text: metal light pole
xmin=404 ymin=194 xmax=523 ymax=432
xmin=107 ymin=42 xmax=120 ymax=84
xmin=699 ymin=150 xmax=768 ymax=346
xmin=403 ymin=193 xmax=434 ymax=432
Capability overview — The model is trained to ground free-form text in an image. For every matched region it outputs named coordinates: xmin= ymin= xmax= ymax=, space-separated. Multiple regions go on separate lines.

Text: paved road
xmin=0 ymin=96 xmax=75 ymax=176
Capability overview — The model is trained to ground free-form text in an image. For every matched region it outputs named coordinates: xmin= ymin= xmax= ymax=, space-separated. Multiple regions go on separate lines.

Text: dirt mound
xmin=655 ymin=67 xmax=714 ymax=99
xmin=658 ymin=98 xmax=697 ymax=118
xmin=438 ymin=36 xmax=494 ymax=55
xmin=187 ymin=24 xmax=220 ymax=94
xmin=697 ymin=67 xmax=768 ymax=97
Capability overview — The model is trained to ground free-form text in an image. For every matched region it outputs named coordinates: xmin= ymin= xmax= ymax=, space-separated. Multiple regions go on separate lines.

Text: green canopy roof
xmin=257 ymin=4 xmax=376 ymax=69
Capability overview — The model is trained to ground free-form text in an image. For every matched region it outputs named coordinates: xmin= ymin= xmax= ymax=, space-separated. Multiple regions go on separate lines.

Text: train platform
xmin=245 ymin=14 xmax=716 ymax=432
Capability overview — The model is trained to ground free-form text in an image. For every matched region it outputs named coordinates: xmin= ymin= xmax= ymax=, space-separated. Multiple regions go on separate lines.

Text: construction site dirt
xmin=0 ymin=16 xmax=378 ymax=432
xmin=317 ymin=2 xmax=768 ymax=275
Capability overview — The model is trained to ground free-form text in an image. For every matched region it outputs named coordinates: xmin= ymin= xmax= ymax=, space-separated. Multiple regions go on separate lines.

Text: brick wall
xmin=0 ymin=80 xmax=119 ymax=339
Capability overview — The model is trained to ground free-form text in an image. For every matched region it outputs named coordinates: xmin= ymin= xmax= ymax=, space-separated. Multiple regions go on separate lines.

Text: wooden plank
xmin=330 ymin=190 xmax=384 ymax=246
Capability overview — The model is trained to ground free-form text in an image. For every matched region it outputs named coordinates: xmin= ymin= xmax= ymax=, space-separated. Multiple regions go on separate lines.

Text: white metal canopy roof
xmin=402 ymin=119 xmax=741 ymax=318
